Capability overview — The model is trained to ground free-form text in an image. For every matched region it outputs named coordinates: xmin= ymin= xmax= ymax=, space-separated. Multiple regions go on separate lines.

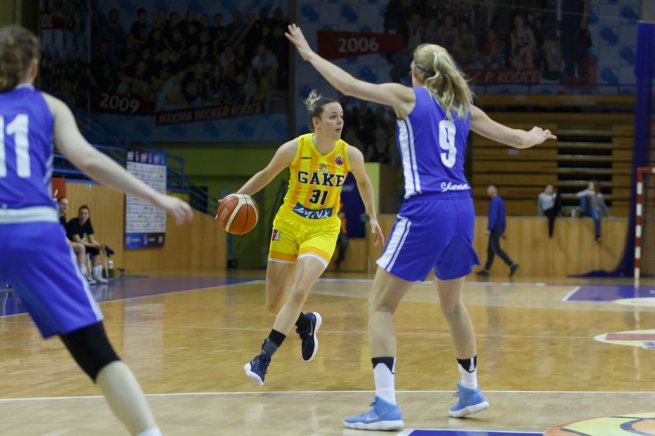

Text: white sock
xmin=458 ymin=363 xmax=478 ymax=389
xmin=93 ymin=265 xmax=102 ymax=277
xmin=373 ymin=359 xmax=396 ymax=405
xmin=137 ymin=428 xmax=162 ymax=436
xmin=79 ymin=263 xmax=88 ymax=276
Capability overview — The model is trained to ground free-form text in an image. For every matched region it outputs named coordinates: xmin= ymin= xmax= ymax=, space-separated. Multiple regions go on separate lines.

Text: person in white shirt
xmin=537 ymin=184 xmax=560 ymax=237
xmin=251 ymin=43 xmax=278 ymax=73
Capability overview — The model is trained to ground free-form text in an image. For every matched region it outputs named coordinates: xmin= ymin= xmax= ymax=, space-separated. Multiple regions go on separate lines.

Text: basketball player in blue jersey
xmin=286 ymin=24 xmax=556 ymax=430
xmin=0 ymin=26 xmax=192 ymax=435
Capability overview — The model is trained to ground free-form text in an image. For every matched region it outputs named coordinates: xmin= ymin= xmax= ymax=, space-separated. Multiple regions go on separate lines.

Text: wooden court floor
xmin=0 ymin=271 xmax=654 ymax=435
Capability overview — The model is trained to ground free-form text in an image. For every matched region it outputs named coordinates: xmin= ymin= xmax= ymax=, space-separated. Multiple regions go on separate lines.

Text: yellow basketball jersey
xmin=283 ymin=133 xmax=351 ymax=220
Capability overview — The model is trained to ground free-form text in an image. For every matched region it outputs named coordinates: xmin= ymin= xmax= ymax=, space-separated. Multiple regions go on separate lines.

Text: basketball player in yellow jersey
xmin=238 ymin=90 xmax=384 ymax=385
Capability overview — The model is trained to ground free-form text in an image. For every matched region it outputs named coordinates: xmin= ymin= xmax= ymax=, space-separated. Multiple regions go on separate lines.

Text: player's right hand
xmin=155 ymin=195 xmax=193 ymax=224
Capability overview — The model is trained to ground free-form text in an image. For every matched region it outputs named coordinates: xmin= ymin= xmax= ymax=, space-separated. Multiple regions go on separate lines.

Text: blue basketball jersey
xmin=0 ymin=84 xmax=55 ymax=210
xmin=396 ymin=86 xmax=471 ymax=199
xmin=0 ymin=85 xmax=102 ymax=337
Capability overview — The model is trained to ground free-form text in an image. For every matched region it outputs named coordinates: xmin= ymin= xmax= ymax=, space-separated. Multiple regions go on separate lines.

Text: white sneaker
xmin=93 ymin=272 xmax=108 ymax=284
xmin=85 ymin=274 xmax=96 ymax=285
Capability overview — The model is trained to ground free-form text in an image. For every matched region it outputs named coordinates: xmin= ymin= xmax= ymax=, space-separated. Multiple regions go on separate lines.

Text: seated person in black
xmin=66 ymin=204 xmax=109 ymax=283
xmin=58 ymin=198 xmax=94 ymax=283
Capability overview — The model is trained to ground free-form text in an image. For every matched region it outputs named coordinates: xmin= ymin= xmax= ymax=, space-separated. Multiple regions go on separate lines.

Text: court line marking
xmin=109 ymin=324 xmax=599 ymax=341
xmin=0 ymin=319 xmax=598 ymax=341
xmin=1 ymin=389 xmax=653 ymax=402
xmin=398 ymin=431 xmax=541 ymax=436
xmin=320 ymin=278 xmax=564 ymax=287
xmin=0 ymin=279 xmax=264 ymax=319
xmin=561 ymin=286 xmax=581 ymax=302
xmin=0 ymin=321 xmax=603 ymax=341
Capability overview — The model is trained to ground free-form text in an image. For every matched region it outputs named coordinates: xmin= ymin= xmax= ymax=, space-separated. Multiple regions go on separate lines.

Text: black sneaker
xmin=475 ymin=269 xmax=490 ymax=277
xmin=297 ymin=312 xmax=322 ymax=361
xmin=244 ymin=352 xmax=271 ymax=386
xmin=509 ymin=263 xmax=519 ymax=277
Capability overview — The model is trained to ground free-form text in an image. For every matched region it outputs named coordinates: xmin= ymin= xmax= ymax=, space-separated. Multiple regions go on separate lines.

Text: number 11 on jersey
xmin=0 ymin=114 xmax=31 ymax=178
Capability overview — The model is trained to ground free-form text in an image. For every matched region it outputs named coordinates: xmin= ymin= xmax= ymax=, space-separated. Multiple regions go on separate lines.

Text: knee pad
xmin=60 ymin=322 xmax=120 ymax=381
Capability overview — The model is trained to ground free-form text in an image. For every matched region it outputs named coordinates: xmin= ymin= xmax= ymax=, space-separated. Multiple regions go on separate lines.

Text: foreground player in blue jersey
xmin=0 ymin=26 xmax=192 ymax=435
xmin=286 ymin=24 xmax=555 ymax=430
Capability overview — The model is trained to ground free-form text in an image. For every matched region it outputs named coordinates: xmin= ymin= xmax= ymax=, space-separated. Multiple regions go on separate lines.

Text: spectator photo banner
xmin=88 ymin=0 xmax=289 ymax=142
xmin=295 ymin=0 xmax=643 ymax=122
xmin=125 ymin=149 xmax=167 ymax=249
xmin=39 ymin=0 xmax=91 ymax=109
xmin=292 ymin=0 xmax=642 ymax=199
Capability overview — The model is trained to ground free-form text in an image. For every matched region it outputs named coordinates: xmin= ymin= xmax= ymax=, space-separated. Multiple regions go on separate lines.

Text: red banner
xmin=155 ymin=102 xmax=265 ymax=125
xmin=51 ymin=177 xmax=66 ymax=200
xmin=40 ymin=13 xmax=66 ymax=30
xmin=465 ymin=69 xmax=541 ymax=84
xmin=317 ymin=31 xmax=404 ymax=60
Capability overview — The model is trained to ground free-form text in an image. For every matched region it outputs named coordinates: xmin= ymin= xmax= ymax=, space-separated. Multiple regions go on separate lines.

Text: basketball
xmin=215 ymin=193 xmax=259 ymax=235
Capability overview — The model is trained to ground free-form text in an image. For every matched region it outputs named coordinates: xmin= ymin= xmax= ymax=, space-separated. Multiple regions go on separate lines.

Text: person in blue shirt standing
xmin=477 ymin=184 xmax=519 ymax=277
xmin=285 ymin=24 xmax=554 ymax=430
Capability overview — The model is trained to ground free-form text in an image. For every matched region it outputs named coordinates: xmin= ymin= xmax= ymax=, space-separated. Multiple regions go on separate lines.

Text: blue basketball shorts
xmin=377 ymin=194 xmax=480 ymax=281
xmin=0 ymin=220 xmax=103 ymax=338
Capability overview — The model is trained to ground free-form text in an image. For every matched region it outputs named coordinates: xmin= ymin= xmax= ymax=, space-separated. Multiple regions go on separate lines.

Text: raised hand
xmin=285 ymin=23 xmax=316 ymax=62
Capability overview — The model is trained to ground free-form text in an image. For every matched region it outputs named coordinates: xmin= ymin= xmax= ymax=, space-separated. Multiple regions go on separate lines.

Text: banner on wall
xmin=40 ymin=0 xmax=290 ymax=142
xmin=125 ymin=149 xmax=167 ymax=249
xmin=295 ymin=0 xmax=643 ymax=136
xmin=465 ymin=70 xmax=542 ymax=85
xmin=155 ymin=102 xmax=265 ymax=125
xmin=317 ymin=31 xmax=404 ymax=60
xmin=87 ymin=0 xmax=289 ymax=142
xmin=39 ymin=0 xmax=91 ymax=109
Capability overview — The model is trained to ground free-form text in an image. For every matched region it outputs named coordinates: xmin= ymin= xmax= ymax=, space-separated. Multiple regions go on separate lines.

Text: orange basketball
xmin=215 ymin=193 xmax=259 ymax=235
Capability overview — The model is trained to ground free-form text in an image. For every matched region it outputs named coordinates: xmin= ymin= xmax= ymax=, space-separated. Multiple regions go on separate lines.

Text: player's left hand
xmin=285 ymin=23 xmax=315 ymax=62
xmin=369 ymin=218 xmax=384 ymax=246
xmin=526 ymin=126 xmax=557 ymax=147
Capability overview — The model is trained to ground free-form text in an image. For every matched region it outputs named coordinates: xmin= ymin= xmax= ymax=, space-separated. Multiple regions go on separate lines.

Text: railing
xmin=56 ymin=109 xmax=211 ymax=215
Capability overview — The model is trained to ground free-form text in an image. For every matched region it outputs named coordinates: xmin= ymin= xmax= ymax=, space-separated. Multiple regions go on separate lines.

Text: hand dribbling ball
xmin=215 ymin=193 xmax=259 ymax=235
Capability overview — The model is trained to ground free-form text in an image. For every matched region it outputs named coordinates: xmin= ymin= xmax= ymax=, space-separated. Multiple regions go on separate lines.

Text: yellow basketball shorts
xmin=268 ymin=206 xmax=341 ymax=268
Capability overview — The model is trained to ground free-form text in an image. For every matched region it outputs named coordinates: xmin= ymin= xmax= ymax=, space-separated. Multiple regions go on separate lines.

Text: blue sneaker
xmin=243 ymin=352 xmax=271 ymax=386
xmin=297 ymin=312 xmax=322 ymax=361
xmin=343 ymin=396 xmax=404 ymax=431
xmin=449 ymin=382 xmax=490 ymax=418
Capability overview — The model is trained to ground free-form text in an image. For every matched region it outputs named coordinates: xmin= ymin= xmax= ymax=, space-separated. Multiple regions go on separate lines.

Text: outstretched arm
xmin=236 ymin=140 xmax=296 ymax=196
xmin=45 ymin=94 xmax=193 ymax=224
xmin=470 ymin=105 xmax=556 ymax=149
xmin=285 ymin=24 xmax=415 ymax=117
xmin=348 ymin=147 xmax=384 ymax=246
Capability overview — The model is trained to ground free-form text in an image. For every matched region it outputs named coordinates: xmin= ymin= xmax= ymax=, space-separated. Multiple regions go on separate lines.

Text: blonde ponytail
xmin=304 ymin=89 xmax=322 ymax=111
xmin=413 ymin=44 xmax=473 ymax=120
